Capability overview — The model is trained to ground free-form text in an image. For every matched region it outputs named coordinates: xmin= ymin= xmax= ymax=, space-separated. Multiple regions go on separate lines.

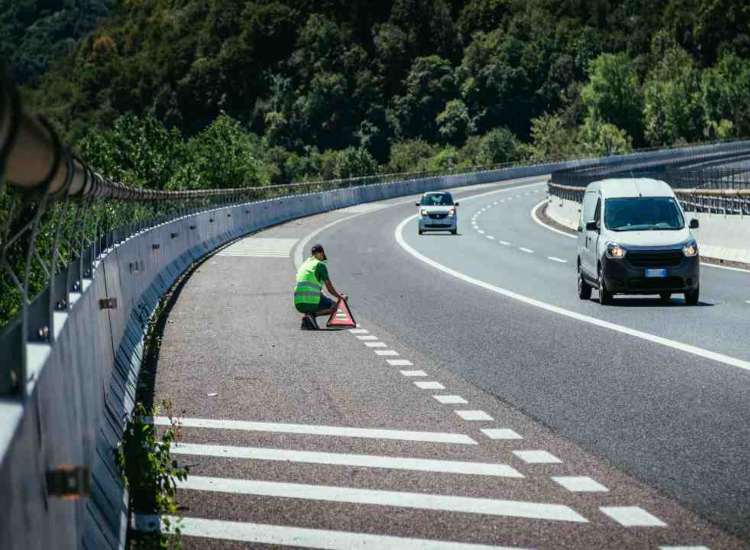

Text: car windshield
xmin=421 ymin=193 xmax=454 ymax=206
xmin=604 ymin=197 xmax=684 ymax=231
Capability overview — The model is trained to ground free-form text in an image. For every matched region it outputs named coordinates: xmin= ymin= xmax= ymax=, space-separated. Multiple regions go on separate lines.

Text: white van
xmin=576 ymin=178 xmax=700 ymax=305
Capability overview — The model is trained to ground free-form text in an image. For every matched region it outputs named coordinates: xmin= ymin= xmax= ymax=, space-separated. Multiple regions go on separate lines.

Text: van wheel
xmin=598 ymin=270 xmax=612 ymax=305
xmin=451 ymin=229 xmax=458 ymax=235
xmin=659 ymin=292 xmax=671 ymax=303
xmin=685 ymin=287 xmax=699 ymax=305
xmin=577 ymin=269 xmax=592 ymax=300
xmin=418 ymin=229 xmax=424 ymax=235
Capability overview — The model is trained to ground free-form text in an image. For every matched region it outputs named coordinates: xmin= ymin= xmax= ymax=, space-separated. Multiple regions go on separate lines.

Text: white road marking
xmin=415 ymin=381 xmax=445 ymax=390
xmin=433 ymin=395 xmax=468 ymax=404
xmin=552 ymin=476 xmax=608 ymax=492
xmin=375 ymin=349 xmax=399 ymax=356
xmin=486 ymin=235 xmax=495 ymax=240
xmin=477 ymin=229 xmax=486 ymax=234
xmin=218 ymin=237 xmax=299 ymax=258
xmin=455 ymin=410 xmax=494 ymax=421
xmin=547 ymin=256 xmax=567 ymax=263
xmin=180 ymin=476 xmax=588 ymax=523
xmin=387 ymin=359 xmax=413 ymax=366
xmin=400 ymin=370 xmax=428 ymax=377
xmin=659 ymin=547 xmax=710 ymax=550
xmin=513 ymin=450 xmax=562 ymax=464
xmin=395 ymin=215 xmax=750 ymax=372
xmin=150 ymin=416 xmax=476 ymax=444
xmin=499 ymin=240 xmax=511 ymax=246
xmin=349 ymin=328 xmax=369 ymax=334
xmin=364 ymin=341 xmax=387 ymax=348
xmin=139 ymin=515 xmax=528 ymax=550
xmin=172 ymin=443 xmax=523 ymax=478
xmin=519 ymin=247 xmax=534 ymax=254
xmin=481 ymin=429 xmax=523 ymax=440
xmin=703 ymin=262 xmax=750 ymax=274
xmin=746 ymin=300 xmax=750 ymax=304
xmin=600 ymin=506 xmax=667 ymax=527
xmin=356 ymin=335 xmax=378 ymax=341
xmin=530 ymin=199 xmax=578 ymax=240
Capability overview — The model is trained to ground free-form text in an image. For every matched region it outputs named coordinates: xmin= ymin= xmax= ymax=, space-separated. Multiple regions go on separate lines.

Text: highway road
xmin=151 ymin=175 xmax=750 ymax=548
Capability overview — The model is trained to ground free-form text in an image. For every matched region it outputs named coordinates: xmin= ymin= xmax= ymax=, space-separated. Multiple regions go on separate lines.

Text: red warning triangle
xmin=327 ymin=298 xmax=357 ymax=328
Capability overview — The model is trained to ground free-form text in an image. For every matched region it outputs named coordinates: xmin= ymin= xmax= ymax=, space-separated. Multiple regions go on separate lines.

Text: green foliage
xmin=117 ymin=401 xmax=188 ymax=549
xmin=701 ymin=52 xmax=750 ymax=138
xmin=579 ymin=118 xmax=633 ymax=156
xmin=437 ymin=99 xmax=474 ymax=146
xmin=460 ymin=128 xmax=522 ymax=166
xmin=526 ymin=114 xmax=580 ymax=162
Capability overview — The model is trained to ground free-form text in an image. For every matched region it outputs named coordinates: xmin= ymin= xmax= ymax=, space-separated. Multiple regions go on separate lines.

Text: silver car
xmin=417 ymin=192 xmax=459 ymax=235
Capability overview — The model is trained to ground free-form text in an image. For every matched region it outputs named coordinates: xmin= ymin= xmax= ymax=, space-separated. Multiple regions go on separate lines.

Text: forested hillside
xmin=9 ymin=0 xmax=750 ymax=188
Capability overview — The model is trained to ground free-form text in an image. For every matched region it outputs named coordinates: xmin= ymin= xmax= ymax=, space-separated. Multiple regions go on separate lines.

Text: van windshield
xmin=604 ymin=197 xmax=684 ymax=231
xmin=420 ymin=193 xmax=454 ymax=206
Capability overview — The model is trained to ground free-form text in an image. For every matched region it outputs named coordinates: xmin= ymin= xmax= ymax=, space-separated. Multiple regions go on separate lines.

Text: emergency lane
xmin=317 ymin=176 xmax=750 ymax=539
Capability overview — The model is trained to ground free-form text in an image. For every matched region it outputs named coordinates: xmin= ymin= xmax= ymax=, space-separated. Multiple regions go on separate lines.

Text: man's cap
xmin=311 ymin=243 xmax=325 ymax=254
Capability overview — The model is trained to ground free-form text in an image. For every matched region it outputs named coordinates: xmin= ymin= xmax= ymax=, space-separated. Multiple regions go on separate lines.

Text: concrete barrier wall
xmin=2 ymin=141 xmax=749 ymax=550
xmin=546 ymin=196 xmax=750 ymax=263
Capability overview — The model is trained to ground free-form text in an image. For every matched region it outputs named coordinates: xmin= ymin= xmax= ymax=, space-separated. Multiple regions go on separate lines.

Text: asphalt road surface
xmin=150 ymin=176 xmax=750 ymax=549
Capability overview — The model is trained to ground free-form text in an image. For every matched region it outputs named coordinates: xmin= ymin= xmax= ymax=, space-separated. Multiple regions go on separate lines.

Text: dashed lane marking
xmin=414 ymin=381 xmax=445 ymax=390
xmin=178 ymin=476 xmax=589 ymax=523
xmin=513 ymin=450 xmax=562 ymax=464
xmin=364 ymin=341 xmax=387 ymax=348
xmin=455 ymin=410 xmax=494 ymax=421
xmin=499 ymin=240 xmax=511 ymax=246
xmin=400 ymin=370 xmax=428 ymax=377
xmin=477 ymin=229 xmax=485 ymax=234
xmin=519 ymin=247 xmax=534 ymax=254
xmin=552 ymin=476 xmax=609 ymax=493
xmin=396 ymin=215 xmax=750 ymax=372
xmin=172 ymin=443 xmax=524 ymax=478
xmin=386 ymin=359 xmax=413 ymax=366
xmin=486 ymin=235 xmax=495 ymax=240
xmin=138 ymin=516 xmax=528 ymax=550
xmin=356 ymin=335 xmax=378 ymax=341
xmin=433 ymin=395 xmax=468 ymax=404
xmin=481 ymin=429 xmax=523 ymax=440
xmin=375 ymin=349 xmax=399 ymax=356
xmin=349 ymin=328 xmax=369 ymax=334
xmin=600 ymin=506 xmax=667 ymax=527
xmin=150 ymin=416 xmax=476 ymax=445
xmin=547 ymin=256 xmax=567 ymax=263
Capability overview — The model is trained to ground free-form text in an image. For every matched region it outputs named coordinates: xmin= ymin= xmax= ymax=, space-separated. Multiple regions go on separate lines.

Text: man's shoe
xmin=301 ymin=314 xmax=318 ymax=330
xmin=307 ymin=314 xmax=320 ymax=330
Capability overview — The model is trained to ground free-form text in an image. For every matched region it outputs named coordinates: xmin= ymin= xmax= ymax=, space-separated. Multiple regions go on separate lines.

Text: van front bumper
xmin=601 ymin=254 xmax=700 ymax=294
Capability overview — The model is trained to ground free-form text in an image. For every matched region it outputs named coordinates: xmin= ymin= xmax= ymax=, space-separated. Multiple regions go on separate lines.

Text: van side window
xmin=581 ymin=192 xmax=597 ymax=227
xmin=593 ymin=197 xmax=601 ymax=224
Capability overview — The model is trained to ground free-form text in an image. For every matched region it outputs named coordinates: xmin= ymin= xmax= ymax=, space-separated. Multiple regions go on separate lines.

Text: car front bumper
xmin=601 ymin=254 xmax=700 ymax=294
xmin=419 ymin=217 xmax=457 ymax=230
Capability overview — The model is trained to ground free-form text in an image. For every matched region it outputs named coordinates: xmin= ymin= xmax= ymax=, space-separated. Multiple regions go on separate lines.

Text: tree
xmin=460 ymin=128 xmax=521 ymax=166
xmin=437 ymin=99 xmax=474 ymax=146
xmin=387 ymin=140 xmax=438 ymax=173
xmin=701 ymin=52 xmax=750 ymax=138
xmin=579 ymin=118 xmax=633 ymax=156
xmin=581 ymin=53 xmax=643 ymax=144
xmin=526 ymin=114 xmax=580 ymax=162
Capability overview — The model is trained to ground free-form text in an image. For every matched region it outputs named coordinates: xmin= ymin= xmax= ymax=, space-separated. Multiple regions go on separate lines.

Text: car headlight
xmin=420 ymin=209 xmax=428 ymax=217
xmin=682 ymin=241 xmax=698 ymax=257
xmin=606 ymin=243 xmax=626 ymax=259
xmin=448 ymin=208 xmax=456 ymax=217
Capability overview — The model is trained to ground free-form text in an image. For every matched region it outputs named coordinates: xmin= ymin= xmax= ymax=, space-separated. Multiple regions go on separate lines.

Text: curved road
xmin=318 ymin=176 xmax=750 ymax=537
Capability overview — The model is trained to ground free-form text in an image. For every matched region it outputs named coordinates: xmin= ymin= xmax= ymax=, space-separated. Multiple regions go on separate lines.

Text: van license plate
xmin=645 ymin=268 xmax=668 ymax=278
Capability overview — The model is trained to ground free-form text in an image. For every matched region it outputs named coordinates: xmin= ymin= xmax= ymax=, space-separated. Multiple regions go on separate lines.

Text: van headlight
xmin=420 ymin=209 xmax=428 ymax=217
xmin=606 ymin=243 xmax=626 ymax=259
xmin=448 ymin=208 xmax=456 ymax=217
xmin=682 ymin=241 xmax=698 ymax=257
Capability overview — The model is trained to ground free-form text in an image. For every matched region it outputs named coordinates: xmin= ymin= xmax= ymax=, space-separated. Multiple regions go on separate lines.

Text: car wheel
xmin=577 ymin=268 xmax=592 ymax=300
xmin=659 ymin=292 xmax=671 ymax=303
xmin=598 ymin=269 xmax=612 ymax=305
xmin=685 ymin=287 xmax=699 ymax=305
xmin=451 ymin=229 xmax=458 ymax=235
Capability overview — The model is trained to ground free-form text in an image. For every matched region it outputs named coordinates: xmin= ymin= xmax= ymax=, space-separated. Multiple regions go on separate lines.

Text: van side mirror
xmin=415 ymin=202 xmax=421 ymax=207
xmin=689 ymin=219 xmax=699 ymax=229
xmin=585 ymin=221 xmax=599 ymax=232
xmin=454 ymin=201 xmax=459 ymax=206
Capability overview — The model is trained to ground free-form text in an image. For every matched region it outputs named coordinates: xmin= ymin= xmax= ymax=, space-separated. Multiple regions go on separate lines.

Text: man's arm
xmin=324 ymin=279 xmax=346 ymax=301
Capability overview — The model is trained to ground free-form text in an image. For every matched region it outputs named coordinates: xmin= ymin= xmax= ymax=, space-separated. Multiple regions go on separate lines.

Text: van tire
xmin=577 ymin=269 xmax=592 ymax=300
xmin=685 ymin=287 xmax=699 ymax=305
xmin=659 ymin=292 xmax=671 ymax=303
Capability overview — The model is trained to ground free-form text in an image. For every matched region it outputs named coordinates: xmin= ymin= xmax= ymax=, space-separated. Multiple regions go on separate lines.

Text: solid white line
xmin=356 ymin=335 xmax=378 ymax=341
xmin=600 ymin=506 xmax=667 ymax=527
xmin=400 ymin=370 xmax=428 ymax=377
xmin=481 ymin=429 xmax=523 ymax=440
xmin=414 ymin=381 xmax=445 ymax=390
xmin=513 ymin=450 xmax=562 ymax=464
xmin=141 ymin=515 xmax=528 ymax=550
xmin=433 ymin=395 xmax=468 ymax=404
xmin=659 ymin=547 xmax=710 ymax=550
xmin=547 ymin=256 xmax=567 ymax=263
xmin=702 ymin=262 xmax=750 ymax=274
xmin=364 ymin=341 xmax=387 ymax=348
xmin=519 ymin=247 xmax=534 ymax=254
xmin=530 ymin=199 xmax=577 ymax=240
xmin=375 ymin=349 xmax=399 ymax=356
xmin=455 ymin=410 xmax=494 ymax=421
xmin=387 ymin=359 xmax=413 ymax=366
xmin=179 ymin=476 xmax=588 ymax=523
xmin=395 ymin=215 xmax=750 ymax=372
xmin=150 ymin=416 xmax=476 ymax=445
xmin=551 ymin=476 xmax=608 ymax=493
xmin=172 ymin=443 xmax=523 ymax=478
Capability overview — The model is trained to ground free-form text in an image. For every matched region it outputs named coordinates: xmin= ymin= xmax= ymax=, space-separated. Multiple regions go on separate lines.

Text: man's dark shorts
xmin=296 ymin=295 xmax=335 ymax=314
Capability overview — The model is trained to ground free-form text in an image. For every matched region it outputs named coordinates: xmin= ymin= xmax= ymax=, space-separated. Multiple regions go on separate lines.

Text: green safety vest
xmin=294 ymin=257 xmax=324 ymax=308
